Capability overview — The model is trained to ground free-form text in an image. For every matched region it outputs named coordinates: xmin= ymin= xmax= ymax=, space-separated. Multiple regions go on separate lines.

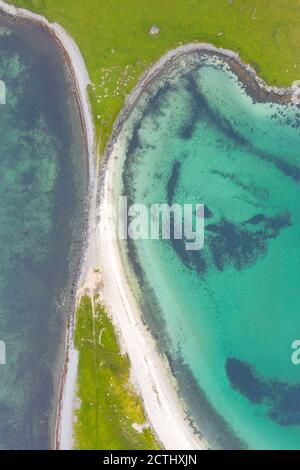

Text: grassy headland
xmin=74 ymin=295 xmax=160 ymax=450
xmin=6 ymin=0 xmax=300 ymax=153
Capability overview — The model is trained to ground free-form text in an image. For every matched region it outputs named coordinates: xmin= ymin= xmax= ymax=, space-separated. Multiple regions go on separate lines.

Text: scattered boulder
xmin=291 ymin=80 xmax=300 ymax=105
xmin=150 ymin=25 xmax=160 ymax=36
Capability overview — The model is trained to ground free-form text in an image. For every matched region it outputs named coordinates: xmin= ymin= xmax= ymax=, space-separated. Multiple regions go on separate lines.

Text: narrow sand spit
xmin=0 ymin=0 xmax=294 ymax=452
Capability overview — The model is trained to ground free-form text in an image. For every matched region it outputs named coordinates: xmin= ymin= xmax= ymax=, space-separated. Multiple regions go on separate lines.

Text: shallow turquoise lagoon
xmin=0 ymin=14 xmax=87 ymax=448
xmin=114 ymin=52 xmax=300 ymax=449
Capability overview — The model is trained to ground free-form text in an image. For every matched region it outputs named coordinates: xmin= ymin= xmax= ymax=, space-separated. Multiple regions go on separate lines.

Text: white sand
xmin=58 ymin=348 xmax=79 ymax=450
xmin=98 ymin=139 xmax=207 ymax=450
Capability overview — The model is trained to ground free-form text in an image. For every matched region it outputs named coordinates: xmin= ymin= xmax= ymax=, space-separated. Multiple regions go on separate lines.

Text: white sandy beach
xmin=98 ymin=138 xmax=207 ymax=450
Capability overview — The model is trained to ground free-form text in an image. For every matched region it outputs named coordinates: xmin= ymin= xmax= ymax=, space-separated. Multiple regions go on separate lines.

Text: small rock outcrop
xmin=150 ymin=25 xmax=160 ymax=36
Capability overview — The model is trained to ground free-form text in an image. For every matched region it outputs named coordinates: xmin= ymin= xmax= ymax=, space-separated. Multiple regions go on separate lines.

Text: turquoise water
xmin=0 ymin=14 xmax=87 ymax=449
xmin=115 ymin=52 xmax=300 ymax=449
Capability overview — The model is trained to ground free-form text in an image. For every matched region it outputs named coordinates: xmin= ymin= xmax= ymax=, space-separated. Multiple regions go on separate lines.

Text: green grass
xmin=6 ymin=0 xmax=300 ymax=153
xmin=73 ymin=295 xmax=160 ymax=450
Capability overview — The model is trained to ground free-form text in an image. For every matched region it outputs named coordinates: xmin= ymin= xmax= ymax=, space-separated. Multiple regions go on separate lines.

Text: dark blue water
xmin=0 ymin=13 xmax=87 ymax=449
